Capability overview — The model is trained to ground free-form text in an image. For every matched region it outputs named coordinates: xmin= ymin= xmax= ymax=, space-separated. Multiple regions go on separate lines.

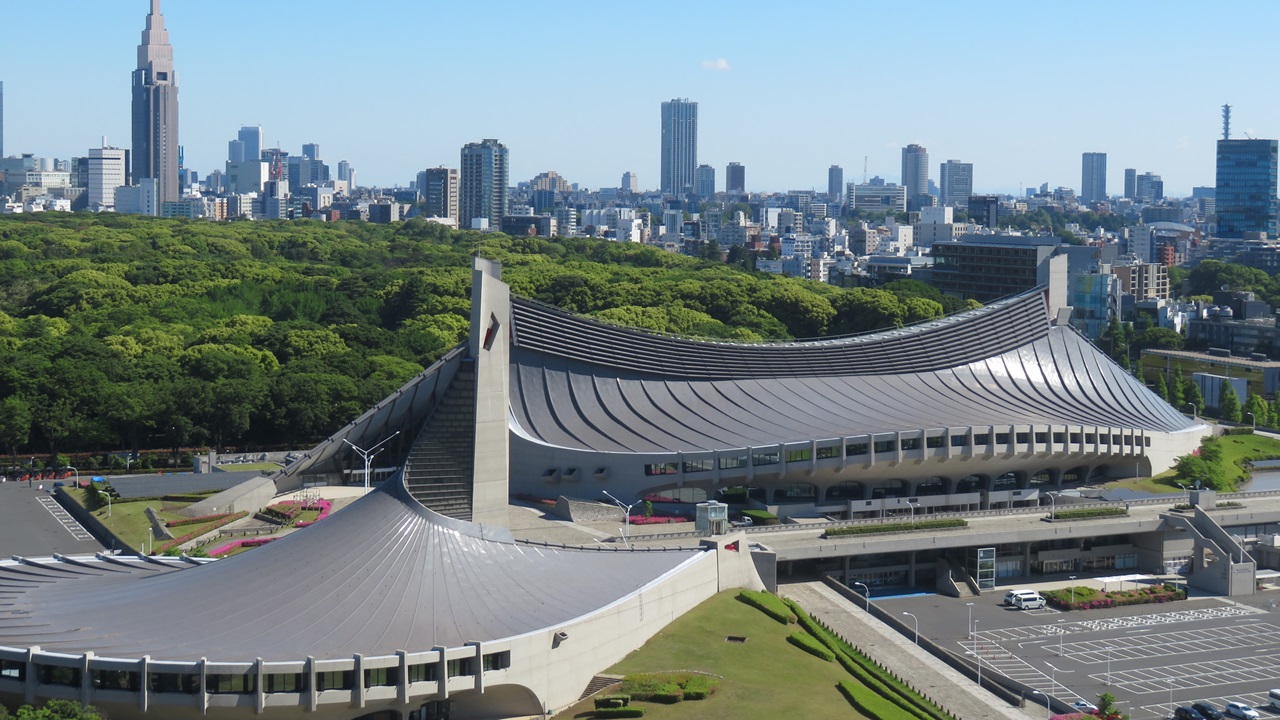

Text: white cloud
xmin=701 ymin=58 xmax=731 ymax=71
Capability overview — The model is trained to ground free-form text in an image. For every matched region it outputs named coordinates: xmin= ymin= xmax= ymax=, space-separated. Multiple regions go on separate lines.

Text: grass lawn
xmin=214 ymin=462 xmax=280 ymax=473
xmin=64 ymin=487 xmax=189 ymax=549
xmin=1100 ymin=433 xmax=1280 ymax=493
xmin=553 ymin=590 xmax=868 ymax=720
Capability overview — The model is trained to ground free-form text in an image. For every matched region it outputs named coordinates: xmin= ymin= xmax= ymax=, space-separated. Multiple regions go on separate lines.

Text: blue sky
xmin=6 ymin=0 xmax=1280 ymax=196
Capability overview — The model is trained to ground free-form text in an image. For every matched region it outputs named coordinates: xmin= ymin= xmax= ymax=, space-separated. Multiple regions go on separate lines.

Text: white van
xmin=1004 ymin=589 xmax=1038 ymax=606
xmin=1013 ymin=593 xmax=1046 ymax=610
xmin=1267 ymin=689 xmax=1280 ymax=710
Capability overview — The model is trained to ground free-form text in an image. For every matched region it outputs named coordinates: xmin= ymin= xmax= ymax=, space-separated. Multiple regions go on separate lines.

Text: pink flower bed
xmin=284 ymin=498 xmax=333 ymax=528
xmin=209 ymin=537 xmax=276 ymax=557
xmin=628 ymin=515 xmax=691 ymax=525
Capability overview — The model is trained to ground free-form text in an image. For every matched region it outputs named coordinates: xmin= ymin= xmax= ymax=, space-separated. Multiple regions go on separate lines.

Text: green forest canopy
xmin=0 ymin=213 xmax=978 ymax=459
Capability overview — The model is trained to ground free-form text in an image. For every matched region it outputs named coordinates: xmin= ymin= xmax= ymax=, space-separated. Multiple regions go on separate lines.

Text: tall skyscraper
xmin=238 ymin=126 xmax=262 ymax=163
xmin=726 ymin=162 xmax=745 ymax=194
xmin=1081 ymin=152 xmax=1107 ymax=204
xmin=1216 ymin=138 xmax=1279 ymax=238
xmin=939 ymin=160 xmax=973 ymax=208
xmin=901 ymin=144 xmax=929 ymax=207
xmin=302 ymin=143 xmax=320 ymax=161
xmin=227 ymin=139 xmax=245 ymax=163
xmin=131 ymin=0 xmax=179 ymax=206
xmin=828 ymin=165 xmax=844 ymax=202
xmin=1124 ymin=168 xmax=1137 ymax=200
xmin=1135 ymin=172 xmax=1164 ymax=204
xmin=460 ymin=139 xmax=509 ymax=230
xmin=660 ymin=98 xmax=698 ymax=196
xmin=420 ymin=167 xmax=459 ymax=223
xmin=620 ymin=171 xmax=638 ymax=193
xmin=694 ymin=164 xmax=716 ymax=197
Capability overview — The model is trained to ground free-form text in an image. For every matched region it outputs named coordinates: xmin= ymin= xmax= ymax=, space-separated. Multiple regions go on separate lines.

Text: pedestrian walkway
xmin=782 ymin=581 xmax=1041 ymax=720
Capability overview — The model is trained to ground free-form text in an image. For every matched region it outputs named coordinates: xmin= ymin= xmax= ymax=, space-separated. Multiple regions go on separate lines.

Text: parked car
xmin=1013 ymin=592 xmax=1046 ymax=610
xmin=1175 ymin=707 xmax=1206 ymax=720
xmin=1225 ymin=702 xmax=1260 ymax=720
xmin=1003 ymin=588 xmax=1036 ymax=606
xmin=1072 ymin=700 xmax=1100 ymax=713
xmin=729 ymin=516 xmax=753 ymax=528
xmin=1192 ymin=702 xmax=1224 ymax=720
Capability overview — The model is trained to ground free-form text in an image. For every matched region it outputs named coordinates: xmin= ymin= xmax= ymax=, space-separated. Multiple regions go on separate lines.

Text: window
xmin=149 ymin=672 xmax=199 ymax=694
xmin=407 ymin=663 xmax=438 ymax=684
xmin=1145 ymin=437 xmax=1151 ymax=447
xmin=826 ymin=481 xmax=864 ymax=501
xmin=752 ymin=451 xmax=779 ymax=466
xmin=316 ymin=671 xmax=353 ymax=692
xmin=950 ymin=434 xmax=969 ymax=447
xmin=873 ymin=440 xmax=897 ymax=454
xmin=208 ymin=673 xmax=256 ymax=695
xmin=995 ymin=433 xmax=1009 ymax=445
xmin=816 ymin=445 xmax=839 ymax=460
xmin=37 ymin=665 xmax=80 ymax=687
xmin=0 ymin=660 xmax=24 ymax=681
xmin=1112 ymin=434 xmax=1122 ymax=445
xmin=846 ymin=443 xmax=869 ymax=457
xmin=446 ymin=659 xmax=473 ymax=678
xmin=1015 ymin=432 xmax=1030 ymax=444
xmin=682 ymin=459 xmax=713 ymax=474
xmin=482 ymin=652 xmax=510 ymax=672
xmin=719 ymin=455 xmax=747 ymax=470
xmin=265 ymin=673 xmax=306 ymax=693
xmin=926 ymin=435 xmax=945 ymax=449
xmin=364 ymin=667 xmax=399 ymax=688
xmin=1053 ymin=432 xmax=1066 ymax=444
xmin=900 ymin=438 xmax=921 ymax=451
xmin=1085 ymin=433 xmax=1096 ymax=444
xmin=1123 ymin=436 xmax=1133 ymax=446
xmin=785 ymin=449 xmax=811 ymax=463
xmin=973 ymin=433 xmax=990 ymax=445
xmin=92 ymin=670 xmax=141 ymax=691
xmin=1035 ymin=432 xmax=1048 ymax=444
xmin=774 ymin=484 xmax=816 ymax=502
xmin=644 ymin=463 xmax=678 ymax=476
xmin=1070 ymin=433 xmax=1081 ymax=444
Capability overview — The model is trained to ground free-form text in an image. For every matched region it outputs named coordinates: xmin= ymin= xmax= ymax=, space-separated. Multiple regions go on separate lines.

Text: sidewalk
xmin=781 ymin=581 xmax=1041 ymax=720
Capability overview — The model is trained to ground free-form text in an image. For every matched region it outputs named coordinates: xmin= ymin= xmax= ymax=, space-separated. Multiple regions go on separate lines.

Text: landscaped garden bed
xmin=823 ymin=518 xmax=966 ymax=538
xmin=1044 ymin=507 xmax=1128 ymax=521
xmin=1043 ymin=583 xmax=1185 ymax=611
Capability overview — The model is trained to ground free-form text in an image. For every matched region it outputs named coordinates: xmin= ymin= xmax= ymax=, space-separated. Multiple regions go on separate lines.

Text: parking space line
xmin=35 ymin=496 xmax=93 ymax=542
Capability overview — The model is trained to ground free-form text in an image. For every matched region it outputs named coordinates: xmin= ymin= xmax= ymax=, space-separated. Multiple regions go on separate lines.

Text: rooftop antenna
xmin=863 ymin=155 xmax=868 ymax=183
xmin=1222 ymin=104 xmax=1232 ymax=141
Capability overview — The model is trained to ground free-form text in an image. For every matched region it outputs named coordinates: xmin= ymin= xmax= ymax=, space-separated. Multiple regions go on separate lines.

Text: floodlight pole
xmin=966 ymin=602 xmax=974 ymax=639
xmin=1069 ymin=575 xmax=1077 ymax=607
xmin=1048 ymin=491 xmax=1058 ymax=520
xmin=343 ymin=431 xmax=401 ymax=493
xmin=852 ymin=581 xmax=871 ymax=611
xmin=602 ymin=490 xmax=638 ymax=546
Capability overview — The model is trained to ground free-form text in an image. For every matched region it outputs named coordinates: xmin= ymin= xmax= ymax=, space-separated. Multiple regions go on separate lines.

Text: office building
xmin=620 ymin=171 xmax=638 ymax=193
xmin=930 ymin=234 xmax=1068 ymax=307
xmin=1135 ymin=172 xmax=1164 ymax=204
xmin=238 ymin=126 xmax=262 ymax=164
xmin=827 ymin=165 xmax=843 ymax=202
xmin=302 ymin=143 xmax=319 ymax=161
xmin=694 ymin=164 xmax=715 ymax=197
xmin=850 ymin=182 xmax=907 ymax=213
xmin=115 ymin=177 xmax=159 ymax=216
xmin=938 ymin=160 xmax=973 ymax=208
xmin=227 ymin=139 xmax=244 ymax=163
xmin=659 ymin=98 xmax=697 ymax=196
xmin=87 ymin=146 xmax=130 ymax=210
xmin=460 ymin=138 xmax=509 ymax=230
xmin=726 ymin=162 xmax=745 ymax=194
xmin=131 ymin=0 xmax=180 ymax=206
xmin=1124 ymin=168 xmax=1137 ymax=200
xmin=225 ymin=160 xmax=267 ymax=195
xmin=1216 ymin=138 xmax=1279 ymax=239
xmin=1081 ymin=152 xmax=1107 ymax=204
xmin=420 ymin=167 xmax=459 ymax=223
xmin=901 ymin=144 xmax=929 ymax=207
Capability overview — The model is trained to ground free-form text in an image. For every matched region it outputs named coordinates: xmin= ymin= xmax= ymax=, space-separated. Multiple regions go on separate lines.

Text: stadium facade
xmin=0 ymin=259 xmax=1207 ymax=719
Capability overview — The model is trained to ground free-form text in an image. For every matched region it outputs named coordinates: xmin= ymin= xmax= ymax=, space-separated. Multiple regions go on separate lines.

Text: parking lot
xmin=0 ymin=481 xmax=103 ymax=556
xmin=877 ymin=583 xmax=1280 ymax=719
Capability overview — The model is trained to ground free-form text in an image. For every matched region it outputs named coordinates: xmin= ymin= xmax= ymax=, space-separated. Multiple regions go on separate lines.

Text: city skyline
xmin=5 ymin=1 xmax=1280 ymax=195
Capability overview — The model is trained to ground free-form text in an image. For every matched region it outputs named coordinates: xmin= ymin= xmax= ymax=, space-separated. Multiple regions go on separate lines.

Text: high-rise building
xmin=227 ymin=139 xmax=245 ymax=163
xmin=660 ymin=98 xmax=697 ymax=196
xmin=938 ymin=160 xmax=973 ymax=208
xmin=694 ymin=164 xmax=716 ymax=197
xmin=88 ymin=145 xmax=130 ymax=210
xmin=131 ymin=0 xmax=179 ymax=206
xmin=0 ymin=81 xmax=5 ymax=159
xmin=968 ymin=195 xmax=1000 ymax=229
xmin=302 ymin=143 xmax=320 ymax=161
xmin=1216 ymin=138 xmax=1279 ymax=239
xmin=238 ymin=126 xmax=262 ymax=163
xmin=1124 ymin=168 xmax=1137 ymax=200
xmin=420 ymin=167 xmax=459 ymax=223
xmin=460 ymin=139 xmax=509 ymax=230
xmin=827 ymin=165 xmax=844 ymax=202
xmin=901 ymin=144 xmax=929 ymax=208
xmin=726 ymin=162 xmax=745 ymax=194
xmin=620 ymin=171 xmax=638 ymax=194
xmin=1081 ymin=152 xmax=1107 ymax=204
xmin=1135 ymin=172 xmax=1164 ymax=204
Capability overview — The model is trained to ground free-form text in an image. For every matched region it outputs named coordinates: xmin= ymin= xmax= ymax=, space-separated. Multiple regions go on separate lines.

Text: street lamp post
xmin=1025 ymin=689 xmax=1047 ymax=720
xmin=1187 ymin=403 xmax=1197 ymax=419
xmin=1047 ymin=491 xmax=1058 ymax=520
xmin=1248 ymin=411 xmax=1257 ymax=428
xmin=1045 ymin=661 xmax=1073 ymax=699
xmin=66 ymin=466 xmax=79 ymax=486
xmin=1069 ymin=575 xmax=1078 ymax=607
xmin=1168 ymin=677 xmax=1175 ymax=715
xmin=602 ymin=490 xmax=639 ymax=547
xmin=1057 ymin=619 xmax=1066 ymax=657
xmin=973 ymin=619 xmax=982 ymax=688
xmin=907 ymin=500 xmax=919 ymax=524
xmin=902 ymin=612 xmax=919 ymax=645
xmin=104 ymin=489 xmax=111 ymax=519
xmin=342 ymin=431 xmax=401 ymax=494
xmin=1106 ymin=646 xmax=1114 ymax=686
xmin=966 ymin=602 xmax=974 ymax=639
xmin=1176 ymin=481 xmax=1190 ymax=505
xmin=852 ymin=581 xmax=871 ymax=611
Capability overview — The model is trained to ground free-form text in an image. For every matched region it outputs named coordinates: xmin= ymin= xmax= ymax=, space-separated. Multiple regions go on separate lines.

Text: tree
xmin=1219 ymin=383 xmax=1242 ymax=422
xmin=1153 ymin=374 xmax=1168 ymax=402
xmin=1184 ymin=375 xmax=1204 ymax=416
xmin=0 ymin=396 xmax=31 ymax=469
xmin=1094 ymin=692 xmax=1127 ymax=720
xmin=1169 ymin=369 xmax=1186 ymax=410
xmin=13 ymin=699 xmax=105 ymax=720
xmin=1246 ymin=392 xmax=1269 ymax=428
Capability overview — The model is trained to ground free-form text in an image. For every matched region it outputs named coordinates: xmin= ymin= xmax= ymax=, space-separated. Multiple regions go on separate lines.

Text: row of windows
xmin=648 ymin=432 xmax=1152 ymax=475
xmin=13 ymin=653 xmax=513 ymax=696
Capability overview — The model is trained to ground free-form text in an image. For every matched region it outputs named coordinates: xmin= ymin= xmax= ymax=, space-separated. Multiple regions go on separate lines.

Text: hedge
xmin=681 ymin=675 xmax=716 ymax=700
xmin=787 ymin=631 xmax=835 ymax=661
xmin=594 ymin=694 xmax=630 ymax=709
xmin=592 ymin=709 xmax=645 ymax=718
xmin=1043 ymin=583 xmax=1185 ymax=611
xmin=618 ymin=673 xmax=716 ymax=704
xmin=165 ymin=512 xmax=238 ymax=528
xmin=824 ymin=518 xmax=967 ymax=537
xmin=837 ymin=679 xmax=907 ymax=720
xmin=737 ymin=589 xmax=796 ymax=624
xmin=740 ymin=509 xmax=779 ymax=525
xmin=1223 ymin=426 xmax=1255 ymax=436
xmin=1052 ymin=507 xmax=1127 ymax=520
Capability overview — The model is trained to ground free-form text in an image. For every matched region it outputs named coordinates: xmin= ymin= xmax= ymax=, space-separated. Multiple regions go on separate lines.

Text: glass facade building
xmin=1215 ymin=139 xmax=1278 ymax=239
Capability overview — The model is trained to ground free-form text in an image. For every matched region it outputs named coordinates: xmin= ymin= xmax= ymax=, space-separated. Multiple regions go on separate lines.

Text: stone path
xmin=781 ymin=581 xmax=1041 ymax=720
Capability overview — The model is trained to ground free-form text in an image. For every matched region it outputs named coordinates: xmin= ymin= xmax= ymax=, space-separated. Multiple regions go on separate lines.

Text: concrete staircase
xmin=404 ymin=361 xmax=476 ymax=521
xmin=577 ymin=674 xmax=623 ymax=701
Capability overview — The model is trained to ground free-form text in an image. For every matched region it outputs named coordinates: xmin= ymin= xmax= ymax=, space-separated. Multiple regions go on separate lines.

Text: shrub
xmin=1052 ymin=507 xmax=1128 ymax=520
xmin=824 ymin=518 xmax=966 ymax=537
xmin=787 ymin=631 xmax=835 ymax=661
xmin=681 ymin=675 xmax=716 ymax=700
xmin=740 ymin=509 xmax=779 ymax=525
xmin=620 ymin=674 xmax=687 ymax=703
xmin=592 ymin=709 xmax=644 ymax=719
xmin=737 ymin=589 xmax=795 ymax=624
xmin=1222 ymin=425 xmax=1255 ymax=436
xmin=594 ymin=694 xmax=630 ymax=709
xmin=165 ymin=512 xmax=238 ymax=528
xmin=838 ymin=679 xmax=909 ymax=720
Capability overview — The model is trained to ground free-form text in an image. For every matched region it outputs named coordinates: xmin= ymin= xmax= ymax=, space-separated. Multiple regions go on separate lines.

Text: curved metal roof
xmin=0 ymin=480 xmax=698 ymax=662
xmin=509 ymin=303 xmax=1196 ymax=453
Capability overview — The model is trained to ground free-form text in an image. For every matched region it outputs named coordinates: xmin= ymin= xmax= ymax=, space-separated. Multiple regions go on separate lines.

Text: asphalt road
xmin=0 ymin=481 xmax=104 ymax=556
xmin=877 ymin=587 xmax=1280 ymax=720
